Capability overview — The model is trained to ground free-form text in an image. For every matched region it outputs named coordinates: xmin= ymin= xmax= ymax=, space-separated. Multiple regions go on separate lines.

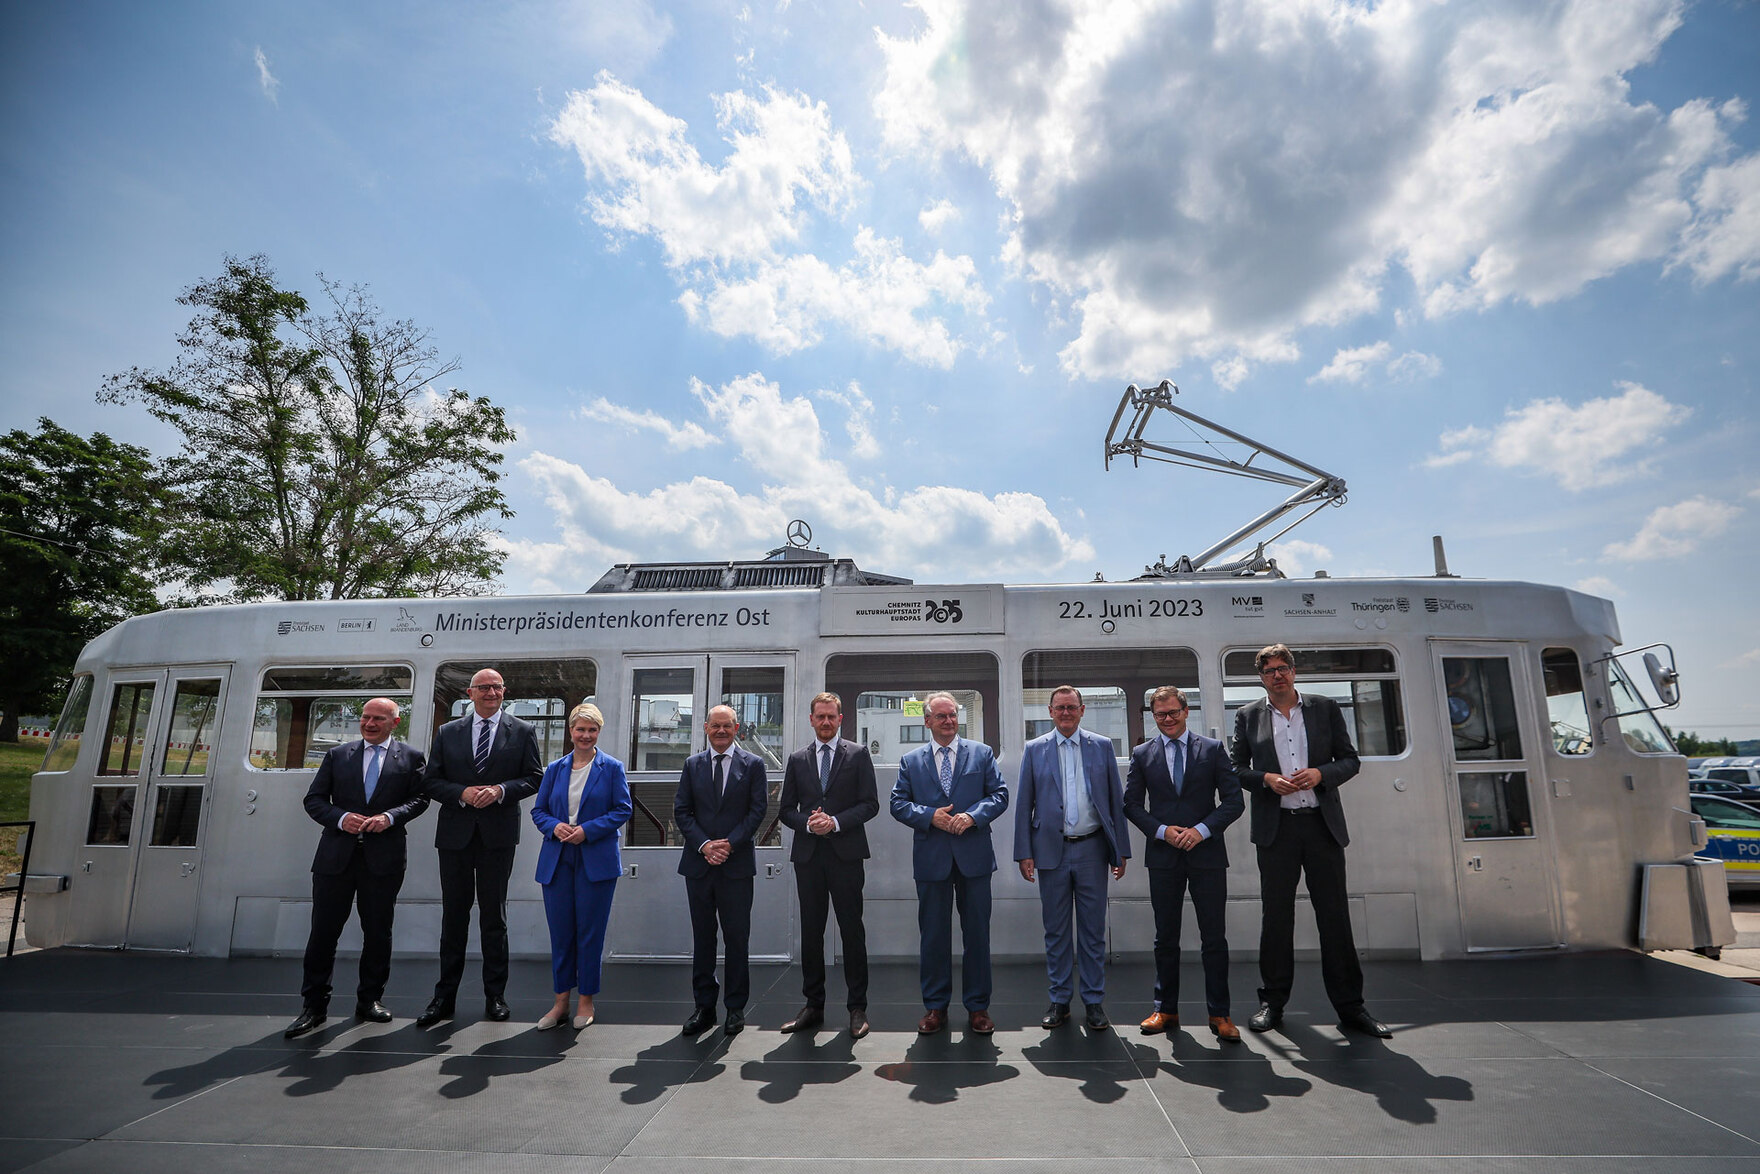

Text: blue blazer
xmin=673 ymin=743 xmax=769 ymax=879
xmin=1013 ymin=728 xmax=1129 ymax=870
xmin=1124 ymin=733 xmax=1244 ymax=871
xmin=890 ymin=738 xmax=1009 ymax=882
xmin=532 ymin=751 xmax=632 ymax=885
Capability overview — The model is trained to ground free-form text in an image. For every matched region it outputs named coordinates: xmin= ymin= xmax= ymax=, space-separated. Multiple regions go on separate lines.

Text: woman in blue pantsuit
xmin=532 ymin=703 xmax=631 ymax=1029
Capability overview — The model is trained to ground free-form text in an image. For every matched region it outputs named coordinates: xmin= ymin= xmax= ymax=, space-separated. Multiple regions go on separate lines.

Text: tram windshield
xmin=1606 ymin=658 xmax=1674 ymax=754
xmin=41 ymin=673 xmax=93 ymax=773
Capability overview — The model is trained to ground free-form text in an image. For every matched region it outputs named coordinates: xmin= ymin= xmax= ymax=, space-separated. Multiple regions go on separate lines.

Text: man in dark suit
xmin=1014 ymin=686 xmax=1129 ymax=1031
xmin=674 ymin=703 xmax=769 ymax=1037
xmin=1125 ymin=685 xmax=1244 ymax=1041
xmin=285 ymin=697 xmax=429 ymax=1038
xmin=777 ymin=691 xmax=879 ymax=1038
xmin=890 ymin=691 xmax=1009 ymax=1035
xmin=417 ymin=667 xmax=543 ymax=1026
xmin=1231 ymin=643 xmax=1390 ymax=1038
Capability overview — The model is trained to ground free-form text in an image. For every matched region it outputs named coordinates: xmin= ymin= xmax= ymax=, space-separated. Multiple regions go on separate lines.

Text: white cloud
xmin=1312 ymin=341 xmax=1442 ymax=384
xmin=814 ymin=380 xmax=880 ymax=459
xmin=253 ymin=47 xmax=278 ymax=105
xmin=919 ymin=199 xmax=960 ymax=233
xmin=1736 ymin=649 xmax=1760 ymax=665
xmin=1386 ymin=350 xmax=1443 ymax=382
xmin=874 ymin=0 xmax=1759 ymax=380
xmin=1211 ymin=355 xmax=1250 ymax=392
xmin=1573 ymin=575 xmax=1623 ymax=598
xmin=1602 ymin=495 xmax=1740 ymax=561
xmin=505 ymin=373 xmax=1093 ymax=588
xmin=578 ymin=396 xmax=717 ymax=450
xmin=1266 ymin=539 xmax=1334 ymax=577
xmin=1424 ymin=382 xmax=1689 ymax=490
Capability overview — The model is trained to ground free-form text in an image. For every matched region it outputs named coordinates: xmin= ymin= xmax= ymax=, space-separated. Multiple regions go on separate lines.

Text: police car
xmin=1691 ymin=793 xmax=1760 ymax=890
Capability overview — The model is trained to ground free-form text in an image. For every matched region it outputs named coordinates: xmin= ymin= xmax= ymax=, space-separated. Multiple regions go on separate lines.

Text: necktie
xmin=1169 ymin=736 xmax=1185 ymax=793
xmin=938 ymin=745 xmax=953 ymax=797
xmin=1060 ymin=738 xmax=1080 ymax=831
xmin=819 ymin=743 xmax=832 ymax=788
xmin=474 ymin=717 xmax=492 ymax=774
xmin=363 ymin=744 xmax=382 ymax=803
xmin=714 ymin=753 xmax=727 ymax=797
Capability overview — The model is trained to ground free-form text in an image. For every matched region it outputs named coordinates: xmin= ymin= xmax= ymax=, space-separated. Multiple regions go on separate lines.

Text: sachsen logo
xmin=276 ymin=620 xmax=325 ymax=636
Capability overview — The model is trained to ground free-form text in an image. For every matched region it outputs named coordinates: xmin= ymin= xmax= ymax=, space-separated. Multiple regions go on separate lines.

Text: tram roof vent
xmin=588 ymin=556 xmax=911 ymax=593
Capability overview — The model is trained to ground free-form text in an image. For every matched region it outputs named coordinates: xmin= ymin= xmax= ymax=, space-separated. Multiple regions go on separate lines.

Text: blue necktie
xmin=363 ymin=744 xmax=382 ymax=803
xmin=938 ymin=745 xmax=953 ymax=797
xmin=819 ymin=743 xmax=832 ymax=788
xmin=473 ymin=718 xmax=492 ymax=774
xmin=1169 ymin=736 xmax=1185 ymax=793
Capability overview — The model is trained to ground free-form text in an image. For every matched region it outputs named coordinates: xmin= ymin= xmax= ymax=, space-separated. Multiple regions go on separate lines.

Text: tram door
xmin=608 ymin=653 xmax=796 ymax=961
xmin=1432 ymin=642 xmax=1563 ymax=951
xmin=67 ymin=670 xmax=168 ymax=947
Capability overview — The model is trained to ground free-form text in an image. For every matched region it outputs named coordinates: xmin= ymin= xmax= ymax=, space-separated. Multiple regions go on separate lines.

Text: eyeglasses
xmin=1049 ymin=704 xmax=1082 ymax=713
xmin=469 ymin=683 xmax=507 ymax=692
xmin=1151 ymin=708 xmax=1188 ymax=720
xmin=926 ymin=710 xmax=959 ymax=721
xmin=1259 ymin=666 xmax=1294 ymax=677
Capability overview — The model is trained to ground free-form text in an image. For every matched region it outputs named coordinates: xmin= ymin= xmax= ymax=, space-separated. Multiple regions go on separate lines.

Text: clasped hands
xmin=932 ymin=805 xmax=975 ymax=835
xmin=1265 ymin=767 xmax=1322 ymax=796
xmin=339 ymin=812 xmax=391 ymax=834
xmin=461 ymin=783 xmax=504 ymax=808
xmin=1163 ymin=824 xmax=1203 ymax=851
xmin=700 ymin=838 xmax=732 ymax=866
xmin=551 ymin=822 xmax=587 ymax=844
xmin=806 ymin=807 xmax=836 ymax=835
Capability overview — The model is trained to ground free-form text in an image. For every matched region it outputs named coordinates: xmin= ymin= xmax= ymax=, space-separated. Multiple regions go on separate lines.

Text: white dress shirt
xmin=1271 ymin=697 xmax=1319 ymax=810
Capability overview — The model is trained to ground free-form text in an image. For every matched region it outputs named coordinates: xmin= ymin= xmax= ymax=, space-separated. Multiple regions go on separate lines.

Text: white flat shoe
xmin=571 ymin=1014 xmax=595 ymax=1030
xmin=536 ymin=1010 xmax=568 ymax=1031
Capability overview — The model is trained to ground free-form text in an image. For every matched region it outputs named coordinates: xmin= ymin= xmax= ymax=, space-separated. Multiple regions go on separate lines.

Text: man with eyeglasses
xmin=1014 ymin=686 xmax=1129 ymax=1030
xmin=1124 ymin=685 xmax=1244 ymax=1040
xmin=1231 ymin=644 xmax=1390 ymax=1038
xmin=417 ymin=667 xmax=543 ymax=1027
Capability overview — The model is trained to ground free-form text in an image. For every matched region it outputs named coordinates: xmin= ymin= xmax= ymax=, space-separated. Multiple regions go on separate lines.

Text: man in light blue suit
xmin=890 ymin=691 xmax=1009 ymax=1035
xmin=1013 ymin=686 xmax=1129 ymax=1031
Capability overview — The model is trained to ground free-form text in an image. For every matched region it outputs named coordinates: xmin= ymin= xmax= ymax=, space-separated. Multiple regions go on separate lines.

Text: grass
xmin=0 ymin=739 xmax=44 ymax=880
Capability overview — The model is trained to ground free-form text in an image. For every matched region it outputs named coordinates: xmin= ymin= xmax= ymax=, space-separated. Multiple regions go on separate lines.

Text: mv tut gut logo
xmin=924 ymin=598 xmax=964 ymax=623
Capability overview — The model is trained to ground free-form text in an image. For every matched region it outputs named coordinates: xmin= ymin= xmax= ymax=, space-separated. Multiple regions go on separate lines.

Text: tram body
xmin=20 ymin=565 xmax=1730 ymax=962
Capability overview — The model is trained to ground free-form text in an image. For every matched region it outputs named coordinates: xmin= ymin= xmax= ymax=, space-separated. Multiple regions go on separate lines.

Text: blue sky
xmin=3 ymin=0 xmax=1757 ymax=737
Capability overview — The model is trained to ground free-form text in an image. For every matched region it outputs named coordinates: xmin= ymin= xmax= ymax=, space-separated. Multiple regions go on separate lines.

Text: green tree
xmin=101 ymin=254 xmax=513 ymax=602
xmin=1665 ymin=727 xmax=1738 ymax=757
xmin=0 ymin=419 xmax=162 ymax=742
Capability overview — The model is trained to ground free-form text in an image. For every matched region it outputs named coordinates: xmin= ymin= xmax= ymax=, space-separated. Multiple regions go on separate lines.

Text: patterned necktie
xmin=1169 ymin=736 xmax=1185 ymax=793
xmin=714 ymin=753 xmax=727 ymax=797
xmin=819 ymin=742 xmax=832 ymax=788
xmin=938 ymin=745 xmax=953 ymax=797
xmin=363 ymin=744 xmax=382 ymax=803
xmin=474 ymin=717 xmax=492 ymax=774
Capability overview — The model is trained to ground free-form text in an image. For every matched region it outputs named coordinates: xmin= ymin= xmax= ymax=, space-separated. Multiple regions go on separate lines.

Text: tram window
xmin=826 ymin=652 xmax=1000 ymax=764
xmin=85 ymin=785 xmax=135 ymax=845
xmin=150 ymin=785 xmax=203 ymax=847
xmin=1606 ymin=658 xmax=1673 ymax=755
xmin=42 ymin=674 xmax=93 ymax=773
xmin=262 ymin=665 xmax=413 ymax=692
xmin=252 ymin=695 xmax=412 ymax=770
xmin=1443 ymin=658 xmax=1523 ymax=761
xmin=160 ymin=679 xmax=221 ymax=776
xmin=97 ymin=682 xmax=155 ymax=776
xmin=1458 ymin=770 xmax=1534 ymax=838
xmin=1221 ymin=647 xmax=1407 ymax=757
xmin=1541 ymin=649 xmax=1592 ymax=756
xmin=629 ymin=667 xmax=693 ymax=774
xmin=435 ymin=659 xmax=599 ymax=763
xmin=721 ymin=666 xmax=786 ymax=848
xmin=1024 ymin=649 xmax=1200 ymax=752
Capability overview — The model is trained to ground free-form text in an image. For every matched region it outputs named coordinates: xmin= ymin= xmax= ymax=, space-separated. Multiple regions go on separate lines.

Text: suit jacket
xmin=1124 ymin=733 xmax=1244 ymax=870
xmin=1013 ymin=728 xmax=1130 ymax=870
xmin=1230 ymin=694 xmax=1361 ymax=847
xmin=304 ymin=737 xmax=429 ymax=876
xmin=891 ymin=738 xmax=1009 ymax=882
xmin=423 ymin=711 xmax=544 ymax=850
xmin=673 ymin=743 xmax=769 ymax=879
xmin=778 ymin=738 xmax=879 ymax=863
xmin=532 ymin=751 xmax=632 ymax=885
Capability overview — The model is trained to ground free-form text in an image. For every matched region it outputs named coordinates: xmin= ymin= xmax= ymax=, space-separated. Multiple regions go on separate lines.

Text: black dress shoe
xmin=1084 ymin=1002 xmax=1110 ymax=1030
xmin=415 ymin=998 xmax=454 ymax=1027
xmin=1339 ymin=1008 xmax=1392 ymax=1038
xmin=1040 ymin=1002 xmax=1070 ymax=1028
xmin=1248 ymin=1004 xmax=1282 ymax=1032
xmin=849 ymin=1009 xmax=870 ymax=1039
xmin=724 ymin=1010 xmax=746 ymax=1036
xmin=284 ymin=1007 xmax=326 ymax=1039
xmin=682 ymin=1006 xmax=716 ymax=1035
xmin=354 ymin=1000 xmax=392 ymax=1023
xmin=484 ymin=997 xmax=511 ymax=1022
xmin=779 ymin=1005 xmax=824 ymax=1033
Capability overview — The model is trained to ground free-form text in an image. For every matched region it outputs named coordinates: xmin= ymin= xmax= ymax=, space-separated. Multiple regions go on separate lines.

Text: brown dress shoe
xmin=1209 ymin=1015 xmax=1241 ymax=1042
xmin=1139 ymin=1010 xmax=1178 ymax=1034
xmin=967 ymin=1010 xmax=994 ymax=1035
xmin=917 ymin=1007 xmax=947 ymax=1034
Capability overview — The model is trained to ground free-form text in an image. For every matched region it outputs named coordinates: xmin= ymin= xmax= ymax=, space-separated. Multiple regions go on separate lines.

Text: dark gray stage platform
xmin=1 ymin=950 xmax=1756 ymax=1172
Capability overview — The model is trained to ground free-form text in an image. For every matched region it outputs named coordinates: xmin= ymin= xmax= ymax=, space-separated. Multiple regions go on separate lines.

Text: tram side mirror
xmin=1644 ymin=652 xmax=1680 ymax=707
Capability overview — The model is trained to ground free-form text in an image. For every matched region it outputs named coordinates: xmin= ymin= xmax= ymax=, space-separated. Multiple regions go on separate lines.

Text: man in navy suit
xmin=674 ymin=704 xmax=769 ymax=1037
xmin=777 ymin=691 xmax=879 ymax=1039
xmin=417 ymin=667 xmax=543 ymax=1026
xmin=1014 ymin=686 xmax=1129 ymax=1030
xmin=890 ymin=691 xmax=1009 ymax=1035
xmin=1125 ymin=685 xmax=1244 ymax=1041
xmin=1231 ymin=643 xmax=1390 ymax=1038
xmin=285 ymin=697 xmax=429 ymax=1038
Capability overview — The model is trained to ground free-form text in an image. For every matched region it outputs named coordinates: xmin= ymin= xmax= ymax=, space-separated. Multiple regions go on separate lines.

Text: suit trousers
xmin=795 ymin=851 xmax=868 ymax=1010
xmin=541 ymin=850 xmax=617 ymax=996
xmin=1036 ymin=832 xmax=1111 ymax=1006
xmin=1148 ymin=861 xmax=1230 ymax=1016
xmin=301 ymin=843 xmax=403 ymax=1009
xmin=916 ymin=871 xmax=992 ymax=1012
xmin=1256 ymin=810 xmax=1364 ymax=1014
xmin=685 ymin=870 xmax=753 ymax=1012
xmin=435 ymin=833 xmax=517 ymax=1000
